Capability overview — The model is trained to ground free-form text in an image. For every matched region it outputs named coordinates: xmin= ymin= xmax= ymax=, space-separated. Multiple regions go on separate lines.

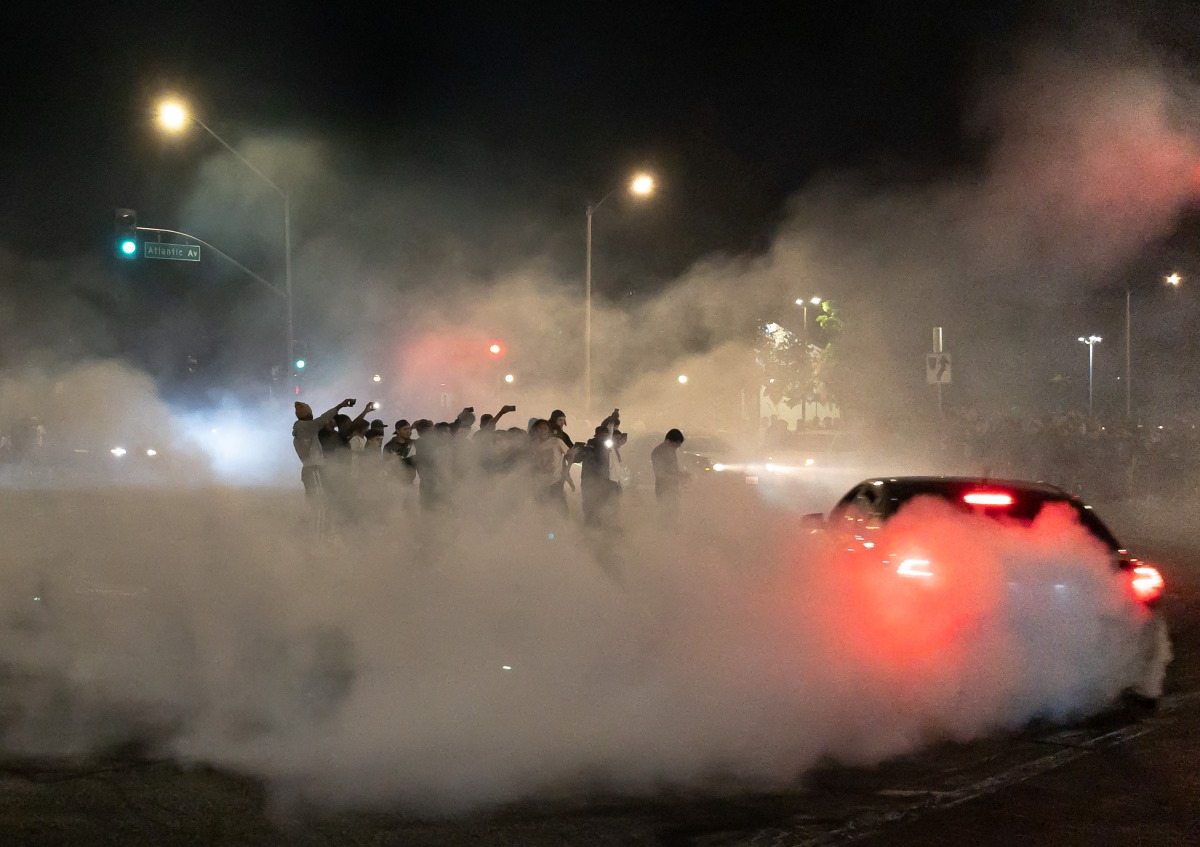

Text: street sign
xmin=143 ymin=242 xmax=200 ymax=262
xmin=926 ymin=353 xmax=952 ymax=384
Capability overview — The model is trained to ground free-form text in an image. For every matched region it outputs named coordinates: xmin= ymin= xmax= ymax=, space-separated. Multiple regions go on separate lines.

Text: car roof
xmin=855 ymin=476 xmax=1071 ymax=497
xmin=843 ymin=476 xmax=1121 ymax=551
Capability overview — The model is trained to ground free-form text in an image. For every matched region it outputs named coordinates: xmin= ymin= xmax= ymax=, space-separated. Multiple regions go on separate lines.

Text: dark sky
xmin=0 ymin=1 xmax=1026 ymax=259
xmin=3 ymin=0 xmax=1200 ymax=419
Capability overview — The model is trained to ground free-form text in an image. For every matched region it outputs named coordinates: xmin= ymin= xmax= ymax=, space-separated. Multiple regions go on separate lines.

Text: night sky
xmin=3 ymin=0 xmax=1200 ymax=417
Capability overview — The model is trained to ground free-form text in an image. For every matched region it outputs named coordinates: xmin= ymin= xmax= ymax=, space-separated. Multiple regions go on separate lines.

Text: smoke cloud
xmin=0 ymin=453 xmax=1167 ymax=811
xmin=0 ymin=12 xmax=1191 ymax=818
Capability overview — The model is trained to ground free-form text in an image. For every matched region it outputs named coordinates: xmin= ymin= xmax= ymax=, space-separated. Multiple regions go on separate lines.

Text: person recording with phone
xmin=292 ymin=397 xmax=358 ymax=534
xmin=580 ymin=408 xmax=625 ymax=526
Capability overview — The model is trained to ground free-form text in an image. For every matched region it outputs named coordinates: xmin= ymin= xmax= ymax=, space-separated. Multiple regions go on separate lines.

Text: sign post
xmin=926 ymin=327 xmax=952 ymax=418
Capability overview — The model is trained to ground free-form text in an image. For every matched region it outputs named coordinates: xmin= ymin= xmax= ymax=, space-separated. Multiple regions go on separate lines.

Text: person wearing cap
xmin=292 ymin=398 xmax=357 ymax=530
xmin=651 ymin=428 xmax=691 ymax=516
xmin=384 ymin=419 xmax=417 ymax=486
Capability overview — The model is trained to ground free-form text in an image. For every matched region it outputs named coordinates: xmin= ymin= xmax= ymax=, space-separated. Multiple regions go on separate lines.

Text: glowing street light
xmin=1078 ymin=335 xmax=1102 ymax=419
xmin=504 ymin=373 xmax=515 ymax=384
xmin=585 ymin=171 xmax=657 ymax=415
xmin=1166 ymin=272 xmax=1182 ymax=287
xmin=154 ymin=97 xmax=295 ymax=386
xmin=372 ymin=374 xmax=382 ymax=383
xmin=677 ymin=374 xmax=688 ymax=384
xmin=158 ymin=100 xmax=188 ymax=132
xmin=794 ymin=296 xmax=824 ymax=347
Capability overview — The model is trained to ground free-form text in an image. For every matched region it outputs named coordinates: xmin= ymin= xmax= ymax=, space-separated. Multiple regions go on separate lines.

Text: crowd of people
xmin=921 ymin=409 xmax=1200 ymax=502
xmin=290 ymin=398 xmax=691 ymax=532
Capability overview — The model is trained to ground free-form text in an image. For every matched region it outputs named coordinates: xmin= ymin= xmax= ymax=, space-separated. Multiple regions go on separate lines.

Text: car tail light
xmin=963 ymin=491 xmax=1014 ymax=506
xmin=896 ymin=558 xmax=934 ymax=578
xmin=1130 ymin=564 xmax=1165 ymax=604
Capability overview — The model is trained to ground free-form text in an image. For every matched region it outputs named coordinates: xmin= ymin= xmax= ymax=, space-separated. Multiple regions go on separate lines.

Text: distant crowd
xmin=291 ymin=399 xmax=691 ymax=531
xmin=928 ymin=409 xmax=1200 ymax=502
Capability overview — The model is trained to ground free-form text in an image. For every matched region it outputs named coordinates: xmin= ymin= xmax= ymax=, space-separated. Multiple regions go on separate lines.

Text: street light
xmin=677 ymin=374 xmax=688 ymax=384
xmin=156 ymin=98 xmax=295 ymax=385
xmin=794 ymin=296 xmax=823 ymax=347
xmin=585 ymin=172 xmax=656 ymax=416
xmin=1124 ymin=273 xmax=1182 ymax=420
xmin=1079 ymin=335 xmax=1102 ymax=419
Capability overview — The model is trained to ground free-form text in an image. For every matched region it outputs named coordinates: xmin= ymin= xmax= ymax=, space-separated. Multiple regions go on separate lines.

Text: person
xmin=347 ymin=419 xmax=370 ymax=478
xmin=530 ymin=419 xmax=570 ymax=516
xmin=651 ymin=428 xmax=690 ymax=515
xmin=476 ymin=404 xmax=517 ymax=437
xmin=384 ymin=419 xmax=417 ymax=483
xmin=292 ymin=398 xmax=357 ymax=532
xmin=580 ymin=409 xmax=624 ymax=526
xmin=549 ymin=410 xmax=573 ymax=450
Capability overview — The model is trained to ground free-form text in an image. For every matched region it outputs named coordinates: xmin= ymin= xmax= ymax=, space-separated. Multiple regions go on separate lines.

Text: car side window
xmin=831 ymin=485 xmax=880 ymax=527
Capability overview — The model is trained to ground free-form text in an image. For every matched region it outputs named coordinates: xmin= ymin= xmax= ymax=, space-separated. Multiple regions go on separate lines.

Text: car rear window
xmin=881 ymin=481 xmax=1121 ymax=552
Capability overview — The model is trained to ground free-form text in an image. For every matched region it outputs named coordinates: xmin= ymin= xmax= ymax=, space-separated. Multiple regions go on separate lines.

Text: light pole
xmin=157 ymin=99 xmax=295 ymax=388
xmin=1124 ymin=272 xmax=1182 ymax=421
xmin=1079 ymin=335 xmax=1102 ymax=419
xmin=794 ymin=296 xmax=823 ymax=347
xmin=585 ymin=172 xmax=655 ymax=417
xmin=792 ymin=296 xmax=823 ymax=424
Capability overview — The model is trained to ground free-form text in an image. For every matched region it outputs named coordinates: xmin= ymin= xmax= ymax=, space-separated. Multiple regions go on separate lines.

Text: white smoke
xmin=0 ymin=453 xmax=1168 ymax=812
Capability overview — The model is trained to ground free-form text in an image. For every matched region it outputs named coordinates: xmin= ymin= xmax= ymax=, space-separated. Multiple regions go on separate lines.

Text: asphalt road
xmin=0 ymin=500 xmax=1196 ymax=846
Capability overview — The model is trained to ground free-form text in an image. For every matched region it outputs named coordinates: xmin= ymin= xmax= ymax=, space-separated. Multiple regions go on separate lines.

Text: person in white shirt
xmin=529 ymin=419 xmax=570 ymax=515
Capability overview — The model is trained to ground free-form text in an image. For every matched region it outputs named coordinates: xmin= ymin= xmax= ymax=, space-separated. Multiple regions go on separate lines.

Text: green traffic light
xmin=119 ymin=239 xmax=137 ymax=256
xmin=295 ymin=359 xmax=306 ymax=370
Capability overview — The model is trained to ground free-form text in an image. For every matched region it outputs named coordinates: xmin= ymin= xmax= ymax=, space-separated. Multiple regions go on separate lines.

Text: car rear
xmin=828 ymin=477 xmax=1169 ymax=701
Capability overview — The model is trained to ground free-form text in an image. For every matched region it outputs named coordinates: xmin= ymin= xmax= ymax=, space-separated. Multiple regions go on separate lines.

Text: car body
xmin=808 ymin=476 xmax=1169 ymax=703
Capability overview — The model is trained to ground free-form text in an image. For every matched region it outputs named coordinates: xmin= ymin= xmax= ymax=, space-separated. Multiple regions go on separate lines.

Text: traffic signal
xmin=295 ymin=358 xmax=307 ymax=370
xmin=114 ymin=208 xmax=138 ymax=258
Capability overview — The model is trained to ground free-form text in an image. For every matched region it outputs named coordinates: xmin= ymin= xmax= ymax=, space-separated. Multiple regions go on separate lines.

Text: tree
xmin=755 ymin=299 xmax=845 ymax=412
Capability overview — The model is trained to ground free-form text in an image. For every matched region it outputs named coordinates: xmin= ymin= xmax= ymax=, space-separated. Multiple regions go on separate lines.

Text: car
xmin=806 ymin=476 xmax=1169 ymax=705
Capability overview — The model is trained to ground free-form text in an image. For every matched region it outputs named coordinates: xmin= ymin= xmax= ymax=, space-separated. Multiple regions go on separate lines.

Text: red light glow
xmin=963 ymin=492 xmax=1014 ymax=506
xmin=1131 ymin=564 xmax=1165 ymax=603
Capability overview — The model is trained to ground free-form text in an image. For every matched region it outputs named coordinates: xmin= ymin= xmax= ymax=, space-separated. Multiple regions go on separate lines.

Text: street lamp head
xmin=677 ymin=374 xmax=688 ymax=384
xmin=629 ymin=173 xmax=655 ymax=197
xmin=1079 ymin=335 xmax=1102 ymax=344
xmin=810 ymin=296 xmax=823 ymax=305
xmin=158 ymin=100 xmax=189 ymax=132
xmin=1166 ymin=272 xmax=1182 ymax=287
